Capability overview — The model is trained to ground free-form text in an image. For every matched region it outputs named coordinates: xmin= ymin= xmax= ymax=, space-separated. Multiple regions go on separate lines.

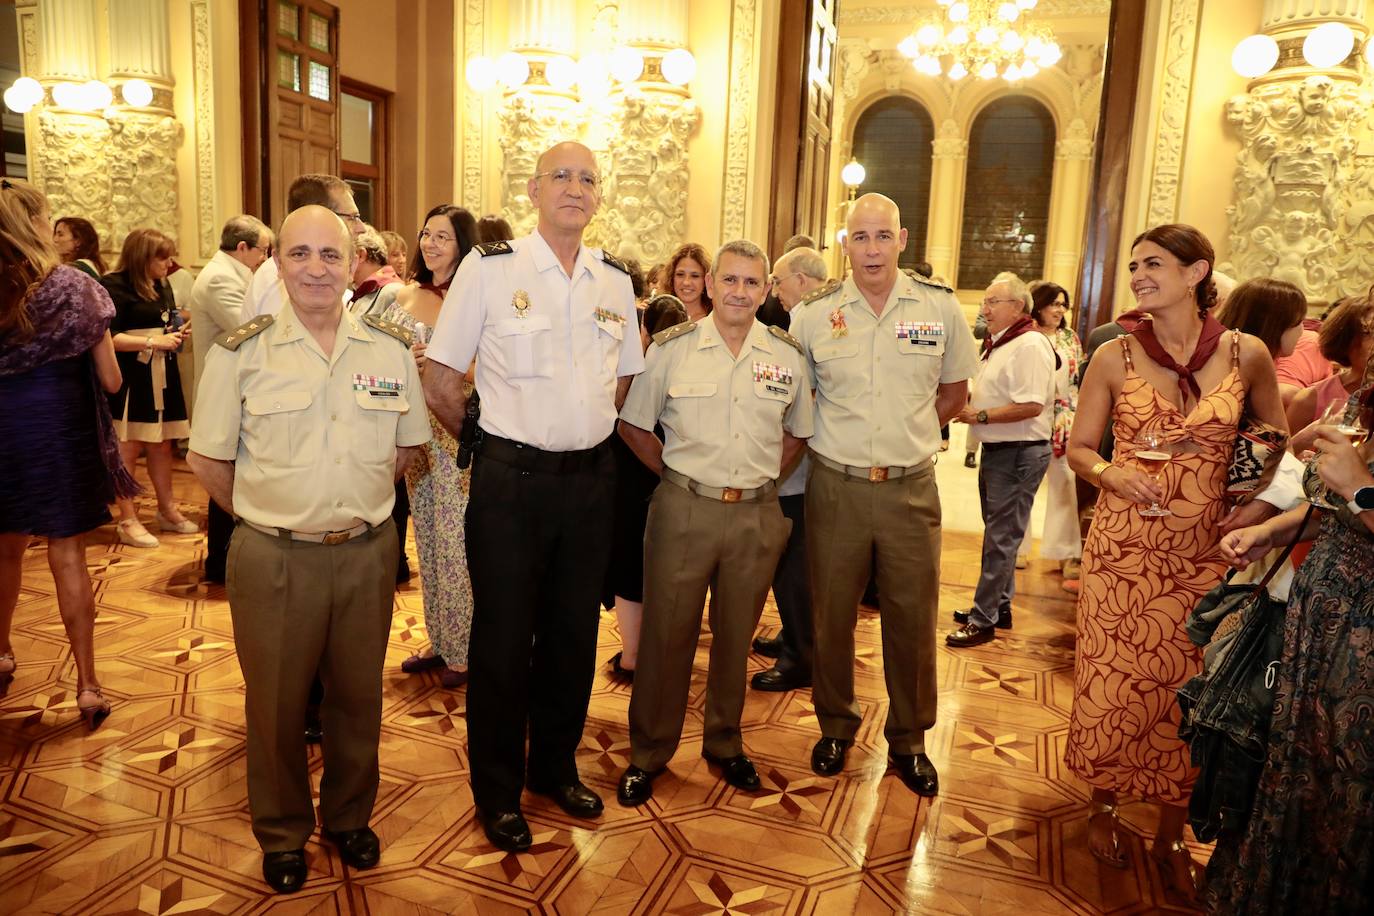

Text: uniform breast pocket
xmin=666 ymin=381 xmax=716 ymax=434
xmin=354 ymin=391 xmax=411 ymax=463
xmin=753 ymin=378 xmax=793 ymax=408
xmin=493 ymin=315 xmax=553 ymax=379
xmin=595 ymin=317 xmax=625 ymax=372
xmin=244 ymin=390 xmax=313 ymax=467
xmin=897 ymin=335 xmax=945 ymax=357
xmin=812 ymin=340 xmax=861 ymax=398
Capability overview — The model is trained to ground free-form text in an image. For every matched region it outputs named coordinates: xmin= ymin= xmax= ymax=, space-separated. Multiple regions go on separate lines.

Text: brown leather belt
xmin=662 ymin=468 xmax=776 ymax=503
xmin=242 ymin=519 xmax=373 ymax=545
xmin=811 ymin=452 xmax=929 ymax=482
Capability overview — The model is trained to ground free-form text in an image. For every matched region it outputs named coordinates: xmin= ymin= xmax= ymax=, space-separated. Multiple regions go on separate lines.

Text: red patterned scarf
xmin=980 ymin=315 xmax=1039 ymax=360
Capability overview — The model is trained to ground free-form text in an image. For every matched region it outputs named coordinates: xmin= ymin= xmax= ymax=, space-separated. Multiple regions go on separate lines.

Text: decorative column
xmin=105 ymin=0 xmax=182 ymax=248
xmin=587 ymin=0 xmax=699 ymax=262
xmin=1221 ymin=0 xmax=1372 ymax=300
xmin=1045 ymin=122 xmax=1095 ymax=289
xmin=925 ymin=120 xmax=968 ymax=286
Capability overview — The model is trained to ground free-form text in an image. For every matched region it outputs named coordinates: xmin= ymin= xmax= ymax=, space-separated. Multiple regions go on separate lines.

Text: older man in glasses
xmin=423 ymin=141 xmax=644 ymax=853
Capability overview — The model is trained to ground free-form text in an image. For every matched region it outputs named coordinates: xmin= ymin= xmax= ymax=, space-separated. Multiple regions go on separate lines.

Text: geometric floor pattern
xmin=0 ymin=465 xmax=1206 ymax=914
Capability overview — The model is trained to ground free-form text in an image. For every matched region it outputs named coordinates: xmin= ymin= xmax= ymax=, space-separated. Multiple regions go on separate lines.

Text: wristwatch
xmin=976 ymin=409 xmax=989 ymax=424
xmin=1347 ymin=485 xmax=1374 ymax=515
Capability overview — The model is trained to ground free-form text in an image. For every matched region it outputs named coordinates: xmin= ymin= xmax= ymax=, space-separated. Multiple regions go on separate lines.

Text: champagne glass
xmin=1136 ymin=430 xmax=1174 ymax=518
xmin=1305 ymin=399 xmax=1368 ymax=509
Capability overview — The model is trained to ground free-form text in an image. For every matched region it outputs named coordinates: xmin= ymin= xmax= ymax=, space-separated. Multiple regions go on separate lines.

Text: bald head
xmin=846 ymin=193 xmax=901 ymax=234
xmin=536 ymin=141 xmax=597 ymax=176
xmin=530 ymin=141 xmax=601 ymax=237
xmin=276 ymin=205 xmax=352 ymax=316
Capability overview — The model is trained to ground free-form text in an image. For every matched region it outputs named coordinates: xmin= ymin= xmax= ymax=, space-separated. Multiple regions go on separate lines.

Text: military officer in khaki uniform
xmin=615 ymin=240 xmax=813 ymax=806
xmin=788 ymin=193 xmax=979 ymax=796
xmin=188 ymin=206 xmax=430 ymax=895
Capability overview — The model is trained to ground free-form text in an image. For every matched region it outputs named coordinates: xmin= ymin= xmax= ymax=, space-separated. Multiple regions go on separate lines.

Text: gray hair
xmin=990 ymin=270 xmax=1031 ymax=313
xmin=354 ymin=224 xmax=389 ymax=266
xmin=776 ymin=246 xmax=826 ymax=282
xmin=714 ymin=239 xmax=770 ymax=277
xmin=219 ymin=214 xmax=269 ymax=252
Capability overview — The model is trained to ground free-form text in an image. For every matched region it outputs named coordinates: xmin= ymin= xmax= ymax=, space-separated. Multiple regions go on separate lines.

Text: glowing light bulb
xmin=496 ymin=52 xmax=530 ymax=88
xmin=3 ymin=86 xmax=31 ymax=113
xmin=121 ymin=78 xmax=153 ymax=106
xmin=976 ymin=26 xmax=998 ymax=45
xmin=465 ymin=56 xmax=497 ymax=91
xmin=898 ymin=36 xmax=920 ymax=58
xmin=1000 ymin=31 xmax=1024 ymax=53
xmin=11 ymin=76 xmax=42 ymax=108
xmin=841 ymin=159 xmax=866 ymax=187
xmin=1004 ymin=63 xmax=1022 ymax=81
xmin=81 ymin=80 xmax=112 ymax=110
xmin=948 ymin=61 xmax=968 ymax=80
xmin=1018 ymin=0 xmax=1037 ymax=8
xmin=608 ymin=46 xmax=644 ymax=83
xmin=998 ymin=3 xmax=1019 ymax=22
xmin=1303 ymin=22 xmax=1355 ymax=68
xmin=662 ymin=48 xmax=696 ymax=85
xmin=1019 ymin=61 xmax=1039 ymax=78
xmin=948 ymin=26 xmax=969 ymax=46
xmin=949 ymin=2 xmax=970 ymax=23
xmin=1231 ymin=35 xmax=1279 ymax=78
xmin=916 ymin=24 xmax=942 ymax=46
xmin=51 ymin=81 xmax=81 ymax=109
xmin=978 ymin=61 xmax=998 ymax=79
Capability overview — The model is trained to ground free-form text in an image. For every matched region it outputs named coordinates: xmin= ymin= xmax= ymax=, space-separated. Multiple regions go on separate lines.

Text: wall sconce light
xmin=841 ymin=158 xmax=866 ymax=198
xmin=1231 ymin=34 xmax=1279 ymax=77
xmin=121 ymin=79 xmax=153 ymax=107
xmin=2 ymin=76 xmax=42 ymax=113
xmin=1232 ymin=21 xmax=1360 ymax=78
xmin=463 ymin=47 xmax=696 ymax=94
xmin=1303 ymin=22 xmax=1355 ymax=68
xmin=661 ymin=48 xmax=697 ymax=86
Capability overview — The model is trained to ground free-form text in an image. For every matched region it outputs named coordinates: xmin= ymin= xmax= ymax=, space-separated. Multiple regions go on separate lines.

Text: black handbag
xmin=1176 ymin=504 xmax=1314 ymax=843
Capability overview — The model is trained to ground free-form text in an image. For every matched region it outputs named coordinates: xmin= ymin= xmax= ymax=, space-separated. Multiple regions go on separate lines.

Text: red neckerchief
xmin=419 ymin=278 xmax=451 ymax=298
xmin=1115 ymin=309 xmax=1146 ymax=333
xmin=1130 ymin=314 xmax=1227 ymax=403
xmin=981 ymin=315 xmax=1038 ymax=360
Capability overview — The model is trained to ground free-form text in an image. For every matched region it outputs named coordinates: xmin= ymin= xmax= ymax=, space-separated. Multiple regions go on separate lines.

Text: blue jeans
xmin=969 ymin=441 xmax=1052 ymax=628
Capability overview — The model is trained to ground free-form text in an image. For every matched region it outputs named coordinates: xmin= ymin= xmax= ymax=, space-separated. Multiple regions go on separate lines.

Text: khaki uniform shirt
xmin=190 ymin=304 xmax=431 ymax=532
xmin=620 ymin=317 xmax=813 ymax=490
xmin=789 ymin=273 xmax=978 ymax=468
xmin=426 ymin=231 xmax=645 ymax=451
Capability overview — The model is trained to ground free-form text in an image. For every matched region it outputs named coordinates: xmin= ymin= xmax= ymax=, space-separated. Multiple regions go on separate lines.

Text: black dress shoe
xmin=811 ymin=737 xmax=852 ymax=776
xmin=528 ymin=779 xmax=603 ymax=818
xmin=617 ymin=765 xmax=661 ymax=806
xmin=946 ymin=621 xmax=996 ymax=648
xmin=477 ymin=809 xmax=532 ymax=852
xmin=952 ymin=608 xmax=1012 ymax=629
xmin=891 ymin=753 xmax=940 ymax=796
xmin=607 ymin=651 xmax=635 ymax=682
xmin=750 ymin=666 xmax=812 ymax=692
xmin=703 ymin=752 xmax=761 ymax=791
xmin=396 ymin=556 xmax=412 ymax=585
xmin=964 ymin=453 xmax=977 ymax=468
xmin=323 ymin=827 xmax=380 ymax=869
xmin=751 ymin=635 xmax=783 ymax=659
xmin=262 ymin=849 xmax=307 ymax=894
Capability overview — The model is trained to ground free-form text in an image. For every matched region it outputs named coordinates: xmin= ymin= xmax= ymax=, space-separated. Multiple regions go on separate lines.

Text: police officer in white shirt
xmin=948 ymin=272 xmax=1056 ymax=647
xmin=423 ymin=141 xmax=644 ymax=853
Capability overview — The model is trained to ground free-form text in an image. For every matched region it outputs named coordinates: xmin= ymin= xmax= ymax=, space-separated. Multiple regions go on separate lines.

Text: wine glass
xmin=1305 ymin=399 xmax=1368 ymax=509
xmin=1135 ymin=430 xmax=1174 ymax=518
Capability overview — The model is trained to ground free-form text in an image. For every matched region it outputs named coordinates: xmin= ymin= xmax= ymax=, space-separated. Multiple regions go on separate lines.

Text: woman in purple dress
xmin=0 ymin=179 xmax=136 ymax=730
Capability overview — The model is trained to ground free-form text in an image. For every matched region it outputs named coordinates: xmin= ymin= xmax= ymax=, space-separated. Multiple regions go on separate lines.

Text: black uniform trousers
xmin=464 ymin=435 xmax=616 ymax=812
xmin=771 ymin=493 xmax=813 ymax=677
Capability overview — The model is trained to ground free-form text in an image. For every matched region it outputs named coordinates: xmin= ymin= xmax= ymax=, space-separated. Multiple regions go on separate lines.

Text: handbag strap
xmin=1233 ymin=503 xmax=1317 ymax=596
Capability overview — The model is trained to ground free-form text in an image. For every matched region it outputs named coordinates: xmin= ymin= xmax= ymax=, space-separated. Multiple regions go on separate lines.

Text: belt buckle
xmin=868 ymin=467 xmax=889 ymax=482
xmin=721 ymin=488 xmax=743 ymax=502
xmin=322 ymin=531 xmax=350 ymax=546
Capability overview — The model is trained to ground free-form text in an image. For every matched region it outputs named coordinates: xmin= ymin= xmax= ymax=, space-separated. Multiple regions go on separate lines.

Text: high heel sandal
xmin=76 ymin=687 xmax=111 ymax=732
xmin=1151 ymin=838 xmax=1203 ymax=904
xmin=0 ymin=653 xmax=15 ymax=695
xmin=1087 ymin=800 xmax=1131 ymax=868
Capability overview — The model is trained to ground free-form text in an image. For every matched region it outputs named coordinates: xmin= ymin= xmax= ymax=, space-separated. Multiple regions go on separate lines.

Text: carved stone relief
xmin=498 ymin=92 xmax=580 ymax=237
xmin=1145 ymin=0 xmax=1201 ymax=227
xmin=1222 ymin=75 xmax=1372 ymax=300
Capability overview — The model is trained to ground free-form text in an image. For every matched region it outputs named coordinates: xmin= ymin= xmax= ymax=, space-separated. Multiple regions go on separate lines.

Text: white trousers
xmin=1037 ymin=453 xmax=1081 ymax=561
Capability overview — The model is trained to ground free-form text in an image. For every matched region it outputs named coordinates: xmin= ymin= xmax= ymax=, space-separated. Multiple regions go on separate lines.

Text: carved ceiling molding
xmin=1145 ymin=0 xmax=1201 ymax=227
xmin=838 ymin=0 xmax=1111 ymax=26
xmin=190 ymin=0 xmax=218 ymax=260
xmin=721 ymin=0 xmax=759 ymax=241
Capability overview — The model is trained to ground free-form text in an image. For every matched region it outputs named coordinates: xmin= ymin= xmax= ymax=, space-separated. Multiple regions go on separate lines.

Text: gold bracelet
xmin=1090 ymin=459 xmax=1112 ymax=486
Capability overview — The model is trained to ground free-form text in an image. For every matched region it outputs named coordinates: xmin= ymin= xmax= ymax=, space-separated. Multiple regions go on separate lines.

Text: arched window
xmin=851 ymin=98 xmax=933 ymax=269
xmin=957 ymin=96 xmax=1055 ymax=290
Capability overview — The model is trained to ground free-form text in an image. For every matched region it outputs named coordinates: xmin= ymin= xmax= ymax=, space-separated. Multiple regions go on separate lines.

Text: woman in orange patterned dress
xmin=1064 ymin=225 xmax=1286 ymax=902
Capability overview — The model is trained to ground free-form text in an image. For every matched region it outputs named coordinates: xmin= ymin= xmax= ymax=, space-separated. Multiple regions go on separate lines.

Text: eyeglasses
xmin=331 ymin=209 xmax=364 ymax=225
xmin=418 ymin=229 xmax=456 ymax=245
xmin=533 ymin=168 xmax=601 ymax=190
xmin=982 ymin=296 xmax=1020 ymax=307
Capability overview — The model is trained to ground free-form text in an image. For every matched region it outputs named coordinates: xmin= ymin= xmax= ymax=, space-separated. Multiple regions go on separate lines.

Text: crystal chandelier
xmin=897 ymin=0 xmax=1062 ymax=82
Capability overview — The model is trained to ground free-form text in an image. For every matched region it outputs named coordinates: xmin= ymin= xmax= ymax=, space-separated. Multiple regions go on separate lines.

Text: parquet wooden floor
xmin=0 ymin=464 xmax=1208 ymax=915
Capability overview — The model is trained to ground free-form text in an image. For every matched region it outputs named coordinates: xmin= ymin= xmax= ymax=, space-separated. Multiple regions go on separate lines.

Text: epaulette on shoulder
xmin=601 ymin=251 xmax=631 ymax=275
xmin=768 ymin=325 xmax=803 ymax=353
xmin=903 ymin=269 xmax=953 ymax=294
xmin=475 ymin=240 xmax=513 ymax=256
xmin=651 ymin=319 xmax=699 ymax=347
xmin=214 ymin=314 xmax=274 ymax=351
xmin=796 ymin=278 xmax=841 ymax=309
xmin=363 ymin=313 xmax=414 ymax=346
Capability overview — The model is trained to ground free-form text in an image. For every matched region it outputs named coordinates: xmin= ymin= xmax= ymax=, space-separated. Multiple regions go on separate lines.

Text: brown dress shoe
xmin=945 ymin=621 xmax=996 ymax=648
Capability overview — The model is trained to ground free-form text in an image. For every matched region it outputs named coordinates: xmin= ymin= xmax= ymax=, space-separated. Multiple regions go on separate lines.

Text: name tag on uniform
xmin=353 ymin=373 xmax=405 ymax=397
xmin=752 ymin=361 xmax=794 ymax=385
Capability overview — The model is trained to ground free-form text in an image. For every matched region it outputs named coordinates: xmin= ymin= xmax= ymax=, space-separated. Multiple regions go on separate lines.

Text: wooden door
xmin=240 ymin=0 xmax=340 ymax=224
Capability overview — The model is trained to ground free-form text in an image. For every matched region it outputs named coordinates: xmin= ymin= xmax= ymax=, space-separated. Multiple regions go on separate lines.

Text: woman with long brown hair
xmin=0 ymin=179 xmax=132 ymax=729
xmin=53 ymin=216 xmax=107 ymax=279
xmin=664 ymin=243 xmax=712 ymax=321
xmin=101 ymin=228 xmax=196 ymax=547
xmin=1064 ymin=224 xmax=1287 ymax=902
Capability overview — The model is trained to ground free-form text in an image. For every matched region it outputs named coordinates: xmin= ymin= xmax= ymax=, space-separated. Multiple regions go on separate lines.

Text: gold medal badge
xmin=512 ymin=289 xmax=531 ymax=318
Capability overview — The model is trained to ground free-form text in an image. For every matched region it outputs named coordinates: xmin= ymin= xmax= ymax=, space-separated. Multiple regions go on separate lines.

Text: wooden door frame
xmin=339 ymin=76 xmax=393 ymax=230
